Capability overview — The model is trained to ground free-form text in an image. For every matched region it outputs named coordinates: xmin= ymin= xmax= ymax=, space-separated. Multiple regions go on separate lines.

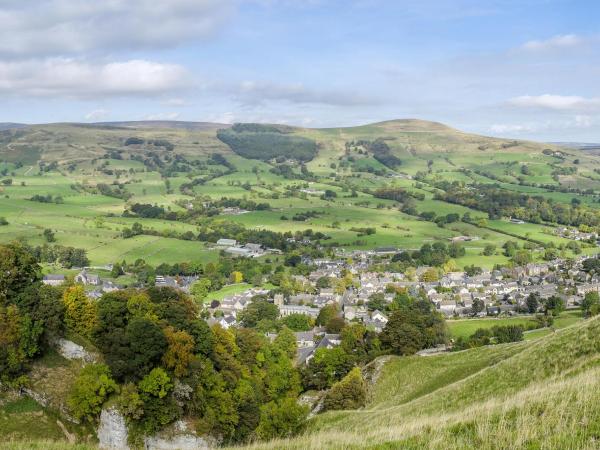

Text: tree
xmin=0 ymin=242 xmax=41 ymax=307
xmin=380 ymin=301 xmax=448 ymax=355
xmin=367 ymin=293 xmax=386 ymax=312
xmin=238 ymin=299 xmax=279 ymax=328
xmin=230 ymin=271 xmax=244 ymax=284
xmin=0 ymin=304 xmax=43 ymax=380
xmin=302 ymin=347 xmax=353 ymax=390
xmin=323 ymin=367 xmax=367 ymax=411
xmin=190 ymin=278 xmax=212 ymax=303
xmin=273 ymin=326 xmax=297 ymax=359
xmin=525 ymin=292 xmax=540 ymax=314
xmin=471 ymin=298 xmax=485 ymax=315
xmin=582 ymin=291 xmax=600 ymax=317
xmin=280 ymin=313 xmax=313 ymax=331
xmin=255 ymin=398 xmax=308 ymax=440
xmin=325 ymin=316 xmax=346 ymax=334
xmin=138 ymin=367 xmax=173 ymax=399
xmin=162 ymin=326 xmax=195 ymax=377
xmin=316 ymin=304 xmax=338 ymax=327
xmin=68 ymin=364 xmax=117 ymax=422
xmin=43 ymin=228 xmax=56 ymax=243
xmin=544 ymin=295 xmax=565 ymax=316
xmin=34 ymin=285 xmax=65 ymax=346
xmin=63 ymin=285 xmax=97 ymax=338
xmin=420 ymin=267 xmax=439 ymax=282
xmin=512 ymin=250 xmax=532 ymax=266
xmin=483 ymin=244 xmax=496 ymax=256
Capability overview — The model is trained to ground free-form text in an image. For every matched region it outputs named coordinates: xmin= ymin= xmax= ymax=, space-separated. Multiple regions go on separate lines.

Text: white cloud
xmin=507 ymin=95 xmax=600 ymax=111
xmin=0 ymin=0 xmax=232 ymax=56
xmin=489 ymin=123 xmax=537 ymax=134
xmin=521 ymin=34 xmax=583 ymax=52
xmin=0 ymin=59 xmax=189 ymax=98
xmin=489 ymin=115 xmax=598 ymax=137
xmin=85 ymin=109 xmax=109 ymax=121
xmin=142 ymin=112 xmax=181 ymax=121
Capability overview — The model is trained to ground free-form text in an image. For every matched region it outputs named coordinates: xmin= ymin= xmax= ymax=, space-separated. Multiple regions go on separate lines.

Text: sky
xmin=0 ymin=0 xmax=598 ymax=141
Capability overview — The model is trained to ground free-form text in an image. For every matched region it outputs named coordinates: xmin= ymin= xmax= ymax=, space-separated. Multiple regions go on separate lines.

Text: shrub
xmin=323 ymin=367 xmax=367 ymax=411
xmin=68 ymin=364 xmax=117 ymax=422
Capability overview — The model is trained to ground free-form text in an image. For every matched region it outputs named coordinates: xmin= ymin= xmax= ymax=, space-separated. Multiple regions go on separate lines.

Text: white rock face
xmin=98 ymin=407 xmax=129 ymax=450
xmin=56 ymin=338 xmax=97 ymax=362
xmin=144 ymin=434 xmax=214 ymax=450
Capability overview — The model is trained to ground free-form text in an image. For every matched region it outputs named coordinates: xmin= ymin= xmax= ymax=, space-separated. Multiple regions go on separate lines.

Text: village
xmin=42 ymin=248 xmax=600 ymax=365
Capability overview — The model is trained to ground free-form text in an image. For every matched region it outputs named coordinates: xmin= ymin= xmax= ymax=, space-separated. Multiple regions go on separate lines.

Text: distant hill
xmin=0 ymin=122 xmax=27 ymax=131
xmin=92 ymin=120 xmax=231 ymax=130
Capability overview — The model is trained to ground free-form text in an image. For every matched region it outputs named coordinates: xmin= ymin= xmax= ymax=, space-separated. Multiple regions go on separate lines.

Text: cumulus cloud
xmin=489 ymin=115 xmax=597 ymax=137
xmin=507 ymin=94 xmax=600 ymax=111
xmin=84 ymin=109 xmax=110 ymax=121
xmin=0 ymin=59 xmax=189 ymax=97
xmin=0 ymin=0 xmax=232 ymax=57
xmin=232 ymin=80 xmax=382 ymax=106
xmin=521 ymin=34 xmax=583 ymax=52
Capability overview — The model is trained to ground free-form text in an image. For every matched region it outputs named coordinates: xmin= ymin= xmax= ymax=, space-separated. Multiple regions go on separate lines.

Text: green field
xmin=0 ymin=120 xmax=597 ymax=267
xmin=447 ymin=310 xmax=583 ymax=339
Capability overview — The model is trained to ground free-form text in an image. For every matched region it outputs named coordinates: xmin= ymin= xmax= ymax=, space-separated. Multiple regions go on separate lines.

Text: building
xmin=75 ymin=269 xmax=100 ymax=286
xmin=279 ymin=304 xmax=320 ymax=318
xmin=42 ymin=274 xmax=65 ymax=286
xmin=216 ymin=238 xmax=237 ymax=247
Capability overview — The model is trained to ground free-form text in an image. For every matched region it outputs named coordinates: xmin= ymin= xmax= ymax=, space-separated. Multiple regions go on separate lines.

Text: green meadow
xmin=0 ymin=119 xmax=597 ymax=267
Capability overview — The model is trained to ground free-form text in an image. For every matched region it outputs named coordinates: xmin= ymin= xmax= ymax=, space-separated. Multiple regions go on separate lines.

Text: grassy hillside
xmin=234 ymin=315 xmax=600 ymax=449
xmin=0 ymin=119 xmax=597 ymax=268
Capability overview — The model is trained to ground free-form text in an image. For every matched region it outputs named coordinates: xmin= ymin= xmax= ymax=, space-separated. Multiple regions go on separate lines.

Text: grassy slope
xmin=0 ymin=119 xmax=598 ymax=266
xmin=236 ymin=315 xmax=600 ymax=449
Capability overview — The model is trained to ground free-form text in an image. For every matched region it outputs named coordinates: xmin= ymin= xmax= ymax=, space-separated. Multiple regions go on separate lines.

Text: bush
xmin=323 ymin=367 xmax=367 ymax=411
xmin=68 ymin=364 xmax=117 ymax=422
xmin=255 ymin=397 xmax=308 ymax=440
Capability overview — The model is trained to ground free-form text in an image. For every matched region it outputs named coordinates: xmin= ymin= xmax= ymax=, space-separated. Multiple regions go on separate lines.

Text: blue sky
xmin=0 ymin=0 xmax=598 ymax=141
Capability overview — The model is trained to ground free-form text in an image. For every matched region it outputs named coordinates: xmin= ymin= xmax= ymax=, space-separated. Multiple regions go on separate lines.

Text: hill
xmin=233 ymin=315 xmax=600 ymax=449
xmin=0 ymin=118 xmax=597 ymax=271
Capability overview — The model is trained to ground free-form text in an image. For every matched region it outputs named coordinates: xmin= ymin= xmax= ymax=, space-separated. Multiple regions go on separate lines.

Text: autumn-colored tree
xmin=162 ymin=326 xmax=195 ymax=377
xmin=63 ymin=285 xmax=97 ymax=338
xmin=126 ymin=292 xmax=158 ymax=321
xmin=420 ymin=267 xmax=440 ymax=282
xmin=230 ymin=271 xmax=244 ymax=284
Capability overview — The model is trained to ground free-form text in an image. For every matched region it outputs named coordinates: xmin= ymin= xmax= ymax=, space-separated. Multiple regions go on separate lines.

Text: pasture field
xmin=0 ymin=119 xmax=597 ymax=268
xmin=446 ymin=310 xmax=583 ymax=339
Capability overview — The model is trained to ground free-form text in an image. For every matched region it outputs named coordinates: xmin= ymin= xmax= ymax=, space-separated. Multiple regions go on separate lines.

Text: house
xmin=75 ymin=269 xmax=100 ymax=286
xmin=294 ymin=331 xmax=317 ymax=348
xmin=279 ymin=304 xmax=320 ymax=318
xmin=42 ymin=274 xmax=65 ymax=286
xmin=364 ymin=318 xmax=387 ymax=332
xmin=371 ymin=309 xmax=388 ymax=324
xmin=216 ymin=238 xmax=237 ymax=247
